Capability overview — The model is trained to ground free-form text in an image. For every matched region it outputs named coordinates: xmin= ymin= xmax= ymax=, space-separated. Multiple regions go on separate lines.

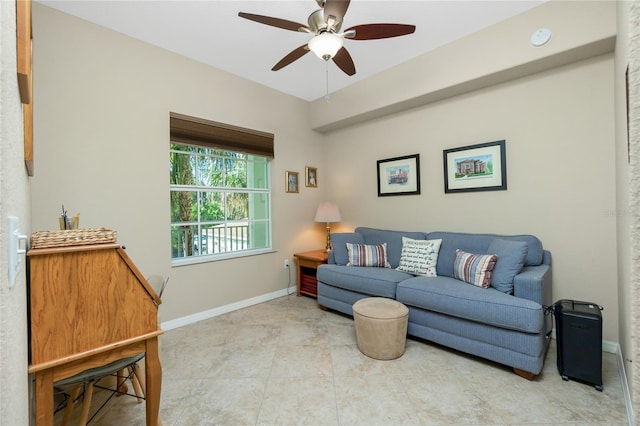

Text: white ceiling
xmin=38 ymin=0 xmax=546 ymax=102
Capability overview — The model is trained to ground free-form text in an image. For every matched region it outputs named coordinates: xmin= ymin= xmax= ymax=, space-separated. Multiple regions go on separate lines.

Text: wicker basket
xmin=31 ymin=228 xmax=117 ymax=249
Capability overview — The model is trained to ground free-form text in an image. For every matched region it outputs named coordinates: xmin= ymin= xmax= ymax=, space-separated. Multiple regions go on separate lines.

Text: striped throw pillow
xmin=453 ymin=249 xmax=497 ymax=288
xmin=346 ymin=243 xmax=391 ymax=268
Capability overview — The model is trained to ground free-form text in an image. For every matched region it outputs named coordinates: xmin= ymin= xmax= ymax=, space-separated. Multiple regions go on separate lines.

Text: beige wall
xmin=12 ymin=1 xmax=632 ymax=423
xmin=31 ymin=4 xmax=327 ymax=322
xmin=0 ymin=0 xmax=32 ymax=424
xmin=30 ymin=2 xmax=621 ymax=340
xmin=323 ymin=54 xmax=619 ymax=342
xmin=614 ymin=0 xmax=633 ymax=404
xmin=309 ymin=0 xmax=616 ymax=133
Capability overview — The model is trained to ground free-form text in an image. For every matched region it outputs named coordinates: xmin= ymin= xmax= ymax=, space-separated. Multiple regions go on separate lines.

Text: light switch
xmin=8 ymin=216 xmax=28 ymax=288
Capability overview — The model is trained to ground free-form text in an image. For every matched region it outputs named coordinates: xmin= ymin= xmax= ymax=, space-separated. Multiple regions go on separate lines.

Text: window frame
xmin=169 ymin=113 xmax=274 ymax=266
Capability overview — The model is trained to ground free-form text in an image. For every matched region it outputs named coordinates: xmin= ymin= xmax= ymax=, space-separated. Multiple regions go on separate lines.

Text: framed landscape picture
xmin=443 ymin=140 xmax=507 ymax=193
xmin=377 ymin=154 xmax=421 ymax=196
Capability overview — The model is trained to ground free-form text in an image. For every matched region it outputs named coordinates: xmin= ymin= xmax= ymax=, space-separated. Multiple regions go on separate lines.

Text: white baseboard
xmin=602 ymin=339 xmax=618 ymax=354
xmin=160 ymin=286 xmax=297 ymax=331
xmin=613 ymin=342 xmax=635 ymax=426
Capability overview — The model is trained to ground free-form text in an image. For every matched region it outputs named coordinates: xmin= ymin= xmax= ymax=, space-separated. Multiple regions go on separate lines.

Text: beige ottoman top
xmin=353 ymin=297 xmax=408 ymax=320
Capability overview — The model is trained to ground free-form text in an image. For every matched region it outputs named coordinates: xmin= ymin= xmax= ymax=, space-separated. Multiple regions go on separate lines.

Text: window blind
xmin=170 ymin=112 xmax=274 ymax=158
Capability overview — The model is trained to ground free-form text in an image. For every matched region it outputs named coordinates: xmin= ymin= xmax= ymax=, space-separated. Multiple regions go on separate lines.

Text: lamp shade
xmin=315 ymin=202 xmax=341 ymax=223
xmin=308 ymin=32 xmax=344 ymax=60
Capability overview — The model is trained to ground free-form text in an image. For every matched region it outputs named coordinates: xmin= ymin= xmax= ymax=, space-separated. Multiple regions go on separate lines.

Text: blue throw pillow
xmin=487 ymin=238 xmax=528 ymax=294
xmin=331 ymin=233 xmax=365 ymax=265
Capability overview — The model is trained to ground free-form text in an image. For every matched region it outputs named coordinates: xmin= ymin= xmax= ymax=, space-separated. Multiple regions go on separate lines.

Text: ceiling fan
xmin=238 ymin=0 xmax=416 ymax=76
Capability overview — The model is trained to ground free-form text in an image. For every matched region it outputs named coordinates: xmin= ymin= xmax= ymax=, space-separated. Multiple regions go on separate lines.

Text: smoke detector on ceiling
xmin=530 ymin=28 xmax=552 ymax=47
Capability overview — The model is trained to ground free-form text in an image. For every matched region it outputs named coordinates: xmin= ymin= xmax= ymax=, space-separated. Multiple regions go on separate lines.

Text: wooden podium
xmin=27 ymin=243 xmax=163 ymax=425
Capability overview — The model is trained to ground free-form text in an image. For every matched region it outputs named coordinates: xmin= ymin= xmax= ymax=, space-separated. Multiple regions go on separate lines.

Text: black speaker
xmin=554 ymin=299 xmax=603 ymax=391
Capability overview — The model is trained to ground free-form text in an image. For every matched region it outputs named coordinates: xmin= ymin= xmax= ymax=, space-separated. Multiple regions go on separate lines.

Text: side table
xmin=293 ymin=250 xmax=328 ymax=298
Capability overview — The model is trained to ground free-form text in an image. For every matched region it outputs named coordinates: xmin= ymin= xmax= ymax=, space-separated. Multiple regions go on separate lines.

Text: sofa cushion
xmin=453 ymin=249 xmax=497 ymax=288
xmin=427 ymin=232 xmax=544 ymax=277
xmin=331 ymin=233 xmax=365 ymax=265
xmin=396 ymin=237 xmax=442 ymax=277
xmin=355 ymin=227 xmax=427 ymax=268
xmin=396 ymin=276 xmax=544 ymax=333
xmin=317 ymin=264 xmax=411 ymax=299
xmin=346 ymin=243 xmax=391 ymax=268
xmin=488 ymin=238 xmax=528 ymax=294
xmin=406 ymin=308 xmax=546 ymax=359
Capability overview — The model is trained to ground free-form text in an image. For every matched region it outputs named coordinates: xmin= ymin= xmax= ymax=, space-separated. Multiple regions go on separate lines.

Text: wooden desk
xmin=27 ymin=243 xmax=162 ymax=425
xmin=293 ymin=250 xmax=327 ymax=298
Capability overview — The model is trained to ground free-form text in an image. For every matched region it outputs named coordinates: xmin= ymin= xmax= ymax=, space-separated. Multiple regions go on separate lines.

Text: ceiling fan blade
xmin=238 ymin=12 xmax=309 ymax=32
xmin=345 ymin=23 xmax=416 ymax=40
xmin=272 ymin=45 xmax=310 ymax=71
xmin=324 ymin=0 xmax=351 ymax=24
xmin=332 ymin=47 xmax=356 ymax=76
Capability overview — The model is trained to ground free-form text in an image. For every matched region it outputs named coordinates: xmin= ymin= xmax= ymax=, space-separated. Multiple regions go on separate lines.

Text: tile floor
xmin=55 ymin=294 xmax=629 ymax=425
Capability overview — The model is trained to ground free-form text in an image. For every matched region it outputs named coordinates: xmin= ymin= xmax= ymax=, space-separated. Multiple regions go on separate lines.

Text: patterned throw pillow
xmin=346 ymin=243 xmax=391 ymax=268
xmin=396 ymin=237 xmax=442 ymax=277
xmin=453 ymin=249 xmax=497 ymax=288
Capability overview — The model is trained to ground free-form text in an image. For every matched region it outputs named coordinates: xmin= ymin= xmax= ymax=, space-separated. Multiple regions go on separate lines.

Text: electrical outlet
xmin=283 ymin=259 xmax=290 ymax=269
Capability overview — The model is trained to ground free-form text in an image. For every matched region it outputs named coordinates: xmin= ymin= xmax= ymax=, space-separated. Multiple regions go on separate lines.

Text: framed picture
xmin=377 ymin=154 xmax=421 ymax=196
xmin=16 ymin=0 xmax=33 ymax=176
xmin=305 ymin=167 xmax=318 ymax=188
xmin=285 ymin=171 xmax=299 ymax=193
xmin=443 ymin=140 xmax=507 ymax=193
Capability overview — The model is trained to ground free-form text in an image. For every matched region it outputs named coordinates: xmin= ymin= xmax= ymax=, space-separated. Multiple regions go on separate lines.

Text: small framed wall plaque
xmin=305 ymin=167 xmax=318 ymax=188
xmin=285 ymin=171 xmax=299 ymax=193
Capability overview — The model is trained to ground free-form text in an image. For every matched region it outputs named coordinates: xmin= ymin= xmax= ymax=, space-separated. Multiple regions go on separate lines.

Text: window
xmin=169 ymin=113 xmax=273 ymax=265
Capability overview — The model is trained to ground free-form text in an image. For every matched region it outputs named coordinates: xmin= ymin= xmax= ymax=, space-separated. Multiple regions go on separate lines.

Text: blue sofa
xmin=316 ymin=227 xmax=553 ymax=378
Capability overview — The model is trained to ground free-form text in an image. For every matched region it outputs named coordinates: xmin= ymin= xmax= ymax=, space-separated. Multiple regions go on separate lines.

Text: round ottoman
xmin=352 ymin=297 xmax=409 ymax=360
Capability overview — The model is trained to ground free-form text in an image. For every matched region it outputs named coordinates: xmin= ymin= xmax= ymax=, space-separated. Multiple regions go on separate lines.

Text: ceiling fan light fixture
xmin=239 ymin=1 xmax=415 ymax=77
xmin=308 ymin=32 xmax=343 ymax=60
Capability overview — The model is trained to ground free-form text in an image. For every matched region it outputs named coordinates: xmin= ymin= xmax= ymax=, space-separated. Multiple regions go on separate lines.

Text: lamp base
xmin=324 ymin=224 xmax=332 ymax=252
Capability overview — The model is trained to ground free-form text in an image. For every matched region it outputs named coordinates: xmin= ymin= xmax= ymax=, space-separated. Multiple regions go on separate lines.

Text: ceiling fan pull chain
xmin=325 ymin=61 xmax=331 ymax=103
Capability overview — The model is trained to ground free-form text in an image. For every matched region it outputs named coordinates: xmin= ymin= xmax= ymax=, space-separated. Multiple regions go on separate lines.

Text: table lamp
xmin=315 ymin=202 xmax=342 ymax=252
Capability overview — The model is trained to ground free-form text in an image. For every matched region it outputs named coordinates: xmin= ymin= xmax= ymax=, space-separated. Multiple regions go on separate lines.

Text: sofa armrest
xmin=513 ymin=264 xmax=552 ymax=308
